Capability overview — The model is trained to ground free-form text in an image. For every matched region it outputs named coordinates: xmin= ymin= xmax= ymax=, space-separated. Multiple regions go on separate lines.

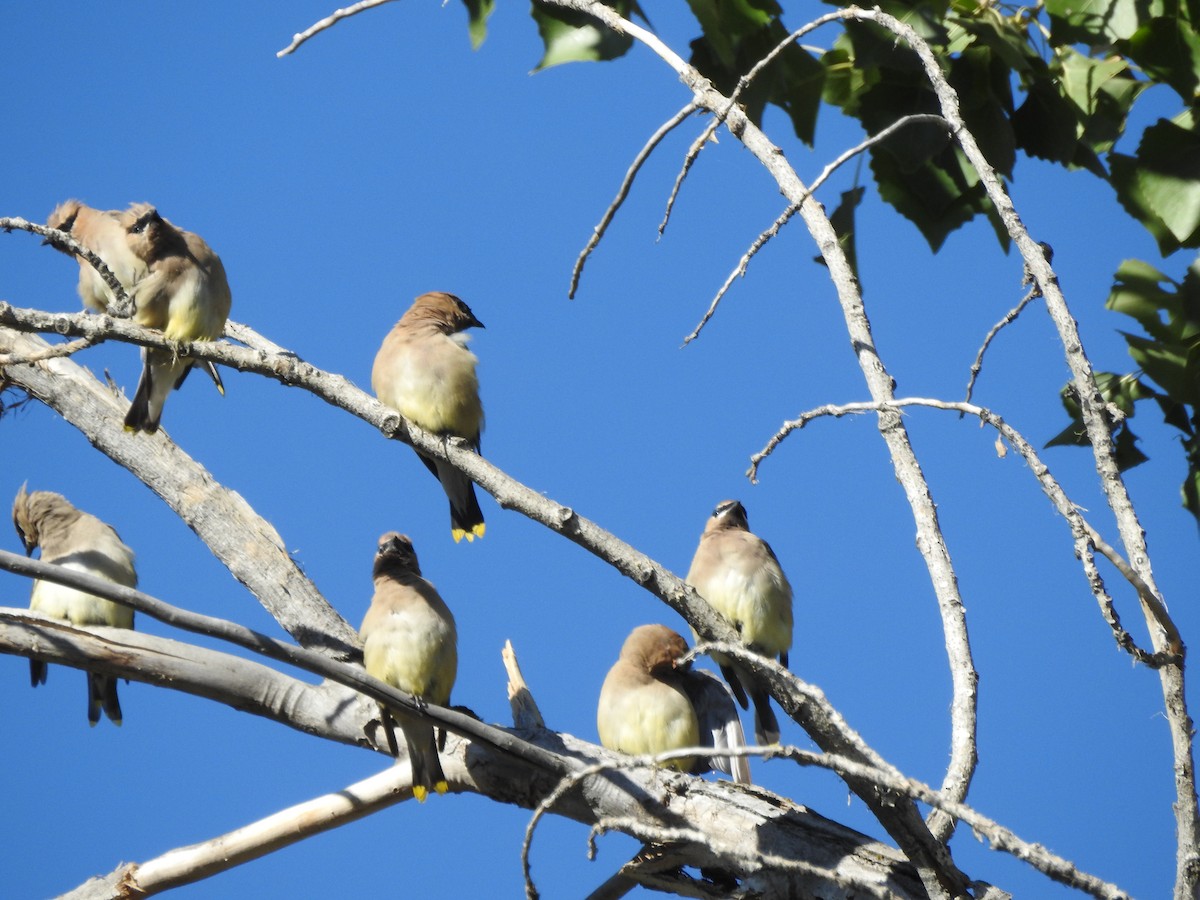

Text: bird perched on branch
xmin=45 ymin=199 xmax=146 ymax=312
xmin=597 ymin=624 xmax=751 ymax=784
xmin=360 ymin=532 xmax=458 ymax=801
xmin=686 ymin=500 xmax=793 ymax=745
xmin=12 ymin=486 xmax=137 ymax=726
xmin=372 ymin=292 xmax=486 ymax=542
xmin=118 ymin=203 xmax=232 ymax=433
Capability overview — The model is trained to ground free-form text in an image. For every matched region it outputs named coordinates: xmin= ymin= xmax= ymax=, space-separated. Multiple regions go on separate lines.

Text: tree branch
xmin=1 ymin=217 xmax=132 ymax=316
xmin=276 ymin=0 xmax=399 ymax=58
xmin=541 ymin=3 xmax=981 ymax=883
xmin=827 ymin=12 xmax=1197 ymax=891
xmin=0 ymin=323 xmax=359 ymax=657
xmin=748 ymin=396 xmax=1184 ymax=668
xmin=0 ymin=610 xmax=932 ymax=899
xmin=571 ymin=102 xmax=696 ymax=299
xmin=61 ymin=766 xmax=415 ymax=899
xmin=682 ymin=113 xmax=951 ymax=345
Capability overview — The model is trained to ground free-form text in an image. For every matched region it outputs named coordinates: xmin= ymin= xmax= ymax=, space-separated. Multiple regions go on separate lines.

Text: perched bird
xmin=45 ymin=199 xmax=147 ymax=312
xmin=119 ymin=202 xmax=232 ymax=433
xmin=359 ymin=532 xmax=458 ymax=801
xmin=12 ymin=486 xmax=137 ymax=726
xmin=686 ymin=500 xmax=793 ymax=745
xmin=597 ymin=624 xmax=751 ymax=784
xmin=372 ymin=292 xmax=486 ymax=543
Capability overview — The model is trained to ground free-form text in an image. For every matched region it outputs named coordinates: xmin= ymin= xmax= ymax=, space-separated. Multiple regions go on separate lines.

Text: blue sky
xmin=0 ymin=3 xmax=1194 ymax=897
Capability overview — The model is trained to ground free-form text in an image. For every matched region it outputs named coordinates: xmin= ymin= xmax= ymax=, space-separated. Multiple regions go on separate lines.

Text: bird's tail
xmin=88 ymin=672 xmax=123 ymax=726
xmin=29 ymin=658 xmax=47 ymax=688
xmin=749 ymin=684 xmax=779 ymax=745
xmin=433 ymin=458 xmax=485 ymax=543
xmin=124 ymin=350 xmax=191 ymax=434
xmin=404 ymin=722 xmax=449 ymax=802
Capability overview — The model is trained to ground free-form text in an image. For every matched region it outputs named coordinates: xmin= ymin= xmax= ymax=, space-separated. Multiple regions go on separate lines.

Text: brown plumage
xmin=372 ymin=292 xmax=486 ymax=543
xmin=360 ymin=532 xmax=458 ymax=801
xmin=687 ymin=500 xmax=793 ymax=745
xmin=12 ymin=486 xmax=137 ymax=726
xmin=45 ymin=199 xmax=147 ymax=312
xmin=118 ymin=203 xmax=232 ymax=433
xmin=597 ymin=624 xmax=751 ymax=783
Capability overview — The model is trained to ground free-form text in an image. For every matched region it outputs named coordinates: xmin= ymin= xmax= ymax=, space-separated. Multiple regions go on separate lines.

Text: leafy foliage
xmin=1051 ymin=259 xmax=1200 ymax=521
xmin=461 ymin=0 xmax=1200 ymax=524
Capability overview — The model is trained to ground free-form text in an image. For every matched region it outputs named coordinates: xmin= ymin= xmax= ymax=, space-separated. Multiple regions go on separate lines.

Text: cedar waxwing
xmin=119 ymin=203 xmax=232 ymax=434
xmin=686 ymin=500 xmax=793 ymax=745
xmin=359 ymin=532 xmax=458 ymax=801
xmin=45 ymin=199 xmax=147 ymax=312
xmin=372 ymin=292 xmax=486 ymax=543
xmin=12 ymin=485 xmax=137 ymax=726
xmin=597 ymin=624 xmax=752 ymax=784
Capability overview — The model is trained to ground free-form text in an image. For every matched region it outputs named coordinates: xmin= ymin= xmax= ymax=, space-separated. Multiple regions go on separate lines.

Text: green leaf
xmin=530 ymin=1 xmax=637 ymax=69
xmin=1106 ymin=258 xmax=1177 ymax=339
xmin=949 ymin=46 xmax=1016 ymax=176
xmin=684 ymin=0 xmax=778 ymax=69
xmin=1125 ymin=332 xmax=1199 ymax=404
xmin=869 ymin=142 xmax=986 ymax=251
xmin=1047 ymin=372 xmax=1152 ymax=472
xmin=461 ymin=0 xmax=495 ymax=49
xmin=1057 ymin=47 xmax=1148 ymax=158
xmin=1011 ymin=79 xmax=1081 ymax=165
xmin=1044 ymin=0 xmax=1145 ymax=46
xmin=824 ymin=186 xmax=865 ymax=279
xmin=688 ymin=18 xmax=824 ymax=144
xmin=1184 ymin=432 xmax=1200 ymax=523
xmin=1122 ymin=17 xmax=1200 ymax=103
xmin=1111 ymin=118 xmax=1200 ymax=251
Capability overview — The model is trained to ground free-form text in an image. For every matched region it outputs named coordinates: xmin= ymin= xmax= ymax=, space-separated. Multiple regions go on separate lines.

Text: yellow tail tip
xmin=451 ymin=524 xmax=486 ymax=543
xmin=434 ymin=780 xmax=449 ymax=795
xmin=413 ymin=785 xmax=429 ymax=803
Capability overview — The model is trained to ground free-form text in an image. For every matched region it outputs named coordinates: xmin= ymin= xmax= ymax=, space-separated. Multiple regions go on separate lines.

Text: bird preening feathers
xmin=360 ymin=532 xmax=459 ymax=801
xmin=12 ymin=486 xmax=137 ymax=726
xmin=45 ymin=200 xmax=146 ymax=313
xmin=597 ymin=624 xmax=752 ymax=784
xmin=686 ymin=500 xmax=794 ymax=746
xmin=373 ymin=292 xmax=486 ymax=543
xmin=45 ymin=199 xmax=232 ymax=434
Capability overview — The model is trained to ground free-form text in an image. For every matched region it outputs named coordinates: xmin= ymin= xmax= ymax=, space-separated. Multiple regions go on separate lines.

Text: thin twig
xmin=747 ymin=396 xmax=1182 ymax=666
xmin=658 ymin=9 xmax=852 ymax=242
xmin=827 ymin=11 xmax=1196 ymax=888
xmin=657 ymin=124 xmax=714 ymax=239
xmin=681 ymin=204 xmax=800 ymax=345
xmin=526 ymin=740 xmax=1129 ymax=900
xmin=0 ymin=548 xmax=572 ymax=776
xmin=545 ymin=4 xmax=984 ymax=867
xmin=276 ymin=0 xmax=399 ymax=57
xmin=964 ymin=287 xmax=1042 ymax=406
xmin=682 ymin=113 xmax=951 ymax=345
xmin=1084 ymin=522 xmax=1183 ymax=654
xmin=571 ymin=102 xmax=696 ymax=298
xmin=0 ymin=216 xmax=132 ymax=316
xmin=521 ymin=753 xmax=895 ymax=900
xmin=0 ymin=335 xmax=96 ymax=365
xmin=771 ymin=745 xmax=1132 ymax=900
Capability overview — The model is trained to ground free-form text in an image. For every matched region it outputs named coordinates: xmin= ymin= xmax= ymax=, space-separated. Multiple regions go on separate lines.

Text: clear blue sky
xmin=0 ymin=3 xmax=1193 ymax=898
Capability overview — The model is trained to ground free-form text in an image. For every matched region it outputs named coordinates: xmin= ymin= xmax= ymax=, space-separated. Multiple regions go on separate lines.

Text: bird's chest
xmin=384 ymin=343 xmax=481 ymax=435
xmin=362 ymin=607 xmax=455 ymax=702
